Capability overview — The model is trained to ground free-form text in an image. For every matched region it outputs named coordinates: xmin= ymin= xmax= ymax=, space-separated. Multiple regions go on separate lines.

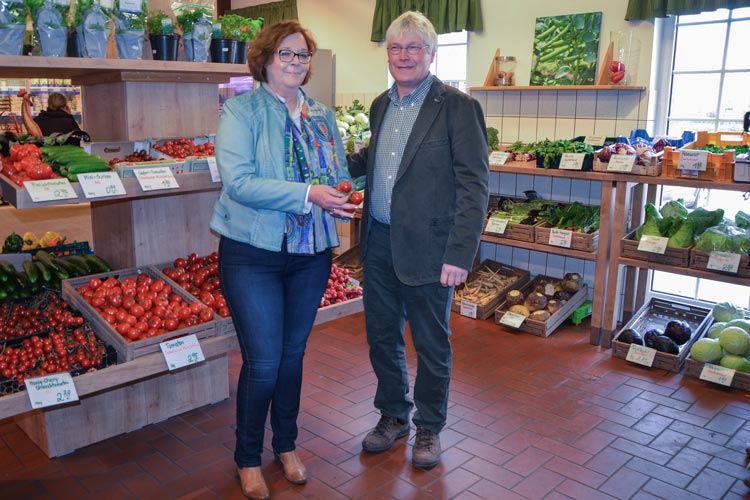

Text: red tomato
xmin=336 ymin=180 xmax=352 ymax=193
xmin=610 ymin=60 xmax=625 ymax=72
xmin=349 ymin=191 xmax=364 ymax=205
xmin=610 ymin=70 xmax=626 ymax=83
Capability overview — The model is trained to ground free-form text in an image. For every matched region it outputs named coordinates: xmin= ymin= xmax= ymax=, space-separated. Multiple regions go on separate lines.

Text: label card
xmin=134 ymin=167 xmax=180 ymax=191
xmin=160 ymin=334 xmax=205 ymax=370
xmin=583 ymin=135 xmax=606 ymax=146
xmin=678 ymin=149 xmax=709 ymax=171
xmin=637 ymin=235 xmax=668 ymax=254
xmin=459 ymin=300 xmax=477 ymax=319
xmin=78 ymin=171 xmax=127 ymax=199
xmin=119 ymin=0 xmax=142 ymax=13
xmin=559 ymin=153 xmax=585 ymax=170
xmin=500 ymin=311 xmax=526 ymax=328
xmin=489 ymin=151 xmax=511 ymax=165
xmin=25 ymin=373 xmax=79 ymax=408
xmin=24 ymin=178 xmax=78 ymax=202
xmin=99 ymin=0 xmax=114 ymax=10
xmin=699 ymin=363 xmax=735 ymax=386
xmin=706 ymin=251 xmax=741 ymax=273
xmin=625 ymin=343 xmax=656 ymax=367
xmin=485 ymin=217 xmax=509 ymax=234
xmin=548 ymin=228 xmax=573 ymax=248
xmin=207 ymin=156 xmax=221 ymax=183
xmin=607 ymin=154 xmax=636 ymax=172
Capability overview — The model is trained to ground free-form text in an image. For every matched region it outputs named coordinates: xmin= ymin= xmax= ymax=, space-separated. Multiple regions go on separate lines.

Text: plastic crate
xmin=660 ymin=130 xmax=746 ymax=182
xmin=24 ymin=241 xmax=92 ymax=258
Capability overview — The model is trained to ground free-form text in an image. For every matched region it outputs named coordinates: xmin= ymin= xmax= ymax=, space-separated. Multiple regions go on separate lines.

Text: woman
xmin=209 ymin=21 xmax=356 ymax=500
xmin=34 ymin=92 xmax=81 ymax=136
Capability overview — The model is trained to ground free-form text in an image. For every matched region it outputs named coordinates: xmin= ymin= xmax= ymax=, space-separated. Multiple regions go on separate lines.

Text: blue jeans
xmin=363 ymin=220 xmax=453 ymax=434
xmin=219 ymin=236 xmax=331 ymax=468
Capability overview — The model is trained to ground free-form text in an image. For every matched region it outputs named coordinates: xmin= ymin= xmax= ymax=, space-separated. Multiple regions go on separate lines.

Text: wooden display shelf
xmin=481 ymin=234 xmax=598 ymax=261
xmin=490 ymin=160 xmax=613 ymax=179
xmin=470 ymin=85 xmax=645 ymax=91
xmin=618 ymin=257 xmax=750 ymax=286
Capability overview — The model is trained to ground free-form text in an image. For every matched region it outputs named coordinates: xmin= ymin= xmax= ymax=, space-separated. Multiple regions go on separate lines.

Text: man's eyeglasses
xmin=277 ymin=49 xmax=312 ymax=64
xmin=388 ymin=44 xmax=426 ymax=55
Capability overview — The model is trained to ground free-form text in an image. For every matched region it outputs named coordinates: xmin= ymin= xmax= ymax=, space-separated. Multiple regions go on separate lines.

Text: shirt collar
xmin=261 ymin=82 xmax=305 ymax=116
xmin=387 ymin=73 xmax=434 ymax=106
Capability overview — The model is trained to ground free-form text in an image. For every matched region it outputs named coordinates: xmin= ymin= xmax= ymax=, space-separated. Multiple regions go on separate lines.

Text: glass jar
xmin=494 ymin=56 xmax=516 ymax=86
xmin=609 ymin=31 xmax=640 ymax=85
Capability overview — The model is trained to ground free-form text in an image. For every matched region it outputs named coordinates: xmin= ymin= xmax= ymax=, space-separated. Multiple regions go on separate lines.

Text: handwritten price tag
xmin=489 ymin=151 xmax=511 ymax=166
xmin=583 ymin=135 xmax=606 ymax=146
xmin=24 ymin=178 xmax=78 ymax=202
xmin=559 ymin=153 xmax=585 ymax=170
xmin=134 ymin=167 xmax=180 ymax=191
xmin=548 ymin=228 xmax=573 ymax=248
xmin=637 ymin=235 xmax=668 ymax=254
xmin=119 ymin=0 xmax=143 ymax=13
xmin=459 ymin=300 xmax=477 ymax=319
xmin=500 ymin=311 xmax=526 ymax=328
xmin=160 ymin=334 xmax=205 ymax=370
xmin=485 ymin=217 xmax=509 ymax=235
xmin=25 ymin=373 xmax=79 ymax=408
xmin=678 ymin=150 xmax=709 ymax=171
xmin=207 ymin=156 xmax=221 ymax=183
xmin=78 ymin=171 xmax=127 ymax=199
xmin=706 ymin=251 xmax=741 ymax=273
xmin=607 ymin=154 xmax=636 ymax=172
xmin=625 ymin=343 xmax=656 ymax=367
xmin=699 ymin=363 xmax=735 ymax=386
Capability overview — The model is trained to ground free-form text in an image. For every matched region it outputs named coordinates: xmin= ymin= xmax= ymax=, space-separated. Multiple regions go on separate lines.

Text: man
xmin=347 ymin=11 xmax=489 ymax=469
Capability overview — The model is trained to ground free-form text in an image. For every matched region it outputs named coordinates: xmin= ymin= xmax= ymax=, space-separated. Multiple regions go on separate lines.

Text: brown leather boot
xmin=236 ymin=466 xmax=270 ymax=500
xmin=274 ymin=450 xmax=308 ymax=485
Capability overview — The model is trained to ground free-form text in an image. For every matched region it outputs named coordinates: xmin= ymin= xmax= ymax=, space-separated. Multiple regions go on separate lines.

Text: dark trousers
xmin=363 ymin=219 xmax=453 ymax=433
xmin=218 ymin=236 xmax=331 ymax=467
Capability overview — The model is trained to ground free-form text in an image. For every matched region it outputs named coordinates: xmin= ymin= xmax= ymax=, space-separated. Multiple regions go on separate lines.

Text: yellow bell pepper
xmin=21 ymin=231 xmax=39 ymax=250
xmin=40 ymin=230 xmax=65 ymax=247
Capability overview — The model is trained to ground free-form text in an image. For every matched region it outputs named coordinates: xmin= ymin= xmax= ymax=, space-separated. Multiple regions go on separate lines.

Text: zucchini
xmin=0 ymin=289 xmax=7 ymax=301
xmin=35 ymin=250 xmax=62 ymax=273
xmin=14 ymin=270 xmax=30 ymax=290
xmin=66 ymin=255 xmax=91 ymax=274
xmin=54 ymin=257 xmax=78 ymax=278
xmin=22 ymin=260 xmax=38 ymax=284
xmin=0 ymin=259 xmax=16 ymax=275
xmin=84 ymin=254 xmax=112 ymax=273
xmin=35 ymin=260 xmax=52 ymax=282
xmin=67 ymin=163 xmax=110 ymax=174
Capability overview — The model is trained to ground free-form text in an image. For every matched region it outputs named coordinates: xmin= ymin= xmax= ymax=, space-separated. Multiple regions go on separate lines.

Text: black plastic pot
xmin=150 ymin=34 xmax=179 ymax=61
xmin=211 ymin=38 xmax=236 ymax=63
xmin=234 ymin=41 xmax=247 ymax=65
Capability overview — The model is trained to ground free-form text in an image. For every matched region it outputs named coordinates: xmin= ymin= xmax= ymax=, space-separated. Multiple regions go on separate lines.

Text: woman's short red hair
xmin=247 ymin=20 xmax=317 ymax=85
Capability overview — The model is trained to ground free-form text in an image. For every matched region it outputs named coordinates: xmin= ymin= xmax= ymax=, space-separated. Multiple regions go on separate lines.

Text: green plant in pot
xmin=210 ymin=13 xmax=242 ymax=63
xmin=0 ymin=0 xmax=29 ymax=55
xmin=147 ymin=9 xmax=179 ymax=61
xmin=234 ymin=16 xmax=262 ymax=64
xmin=75 ymin=0 xmax=113 ymax=58
xmin=176 ymin=6 xmax=211 ymax=62
xmin=114 ymin=0 xmax=146 ymax=59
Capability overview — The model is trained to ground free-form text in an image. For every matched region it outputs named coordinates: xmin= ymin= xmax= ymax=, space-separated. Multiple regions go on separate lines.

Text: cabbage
xmin=651 ymin=138 xmax=670 ymax=153
xmin=687 ymin=207 xmax=725 ymax=236
xmin=597 ymin=146 xmax=612 ymax=162
xmin=340 ymin=114 xmax=356 ymax=125
xmin=354 ymin=113 xmax=369 ymax=127
xmin=719 ymin=354 xmax=750 ymax=372
xmin=690 ymin=338 xmax=723 ymax=363
xmin=736 ymin=210 xmax=750 ymax=229
xmin=660 ymin=199 xmax=688 ymax=219
xmin=694 ymin=225 xmax=746 ymax=254
xmin=635 ymin=203 xmax=662 ymax=240
xmin=667 ymin=218 xmax=694 ymax=248
xmin=712 ymin=302 xmax=745 ymax=323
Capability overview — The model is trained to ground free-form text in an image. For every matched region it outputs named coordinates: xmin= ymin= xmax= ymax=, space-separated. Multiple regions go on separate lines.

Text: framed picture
xmin=530 ymin=12 xmax=602 ymax=86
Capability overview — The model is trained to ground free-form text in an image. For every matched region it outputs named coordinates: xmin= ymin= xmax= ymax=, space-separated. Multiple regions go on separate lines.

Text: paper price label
xmin=706 ymin=251 xmax=741 ymax=273
xmin=207 ymin=157 xmax=221 ymax=183
xmin=134 ymin=167 xmax=180 ymax=191
xmin=625 ymin=343 xmax=656 ymax=367
xmin=607 ymin=154 xmax=636 ymax=172
xmin=678 ymin=149 xmax=709 ymax=171
xmin=78 ymin=171 xmax=127 ymax=199
xmin=24 ymin=178 xmax=78 ymax=202
xmin=25 ymin=373 xmax=79 ymax=408
xmin=548 ymin=228 xmax=573 ymax=248
xmin=583 ymin=135 xmax=606 ymax=146
xmin=485 ymin=217 xmax=509 ymax=234
xmin=500 ymin=311 xmax=526 ymax=328
xmin=160 ymin=334 xmax=205 ymax=370
xmin=637 ymin=235 xmax=668 ymax=254
xmin=699 ymin=363 xmax=735 ymax=386
xmin=459 ymin=300 xmax=477 ymax=319
xmin=559 ymin=153 xmax=585 ymax=170
xmin=119 ymin=0 xmax=142 ymax=13
xmin=489 ymin=151 xmax=511 ymax=165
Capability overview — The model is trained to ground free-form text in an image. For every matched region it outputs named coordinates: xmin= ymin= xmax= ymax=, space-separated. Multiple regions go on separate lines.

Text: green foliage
xmin=214 ymin=14 xmax=262 ymax=41
xmin=175 ymin=6 xmax=210 ymax=35
xmin=736 ymin=210 xmax=750 ymax=229
xmin=534 ymin=139 xmax=593 ymax=168
xmin=659 ymin=199 xmax=688 ymax=219
xmin=146 ymin=10 xmax=173 ymax=35
xmin=114 ymin=0 xmax=147 ymax=33
xmin=3 ymin=0 xmax=28 ymax=25
xmin=687 ymin=207 xmax=725 ymax=237
xmin=541 ymin=201 xmax=600 ymax=233
xmin=486 ymin=127 xmax=499 ymax=151
xmin=666 ymin=218 xmax=694 ymax=248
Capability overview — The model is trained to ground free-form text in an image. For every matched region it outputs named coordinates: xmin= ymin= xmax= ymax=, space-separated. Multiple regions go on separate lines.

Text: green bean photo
xmin=530 ymin=12 xmax=602 ymax=86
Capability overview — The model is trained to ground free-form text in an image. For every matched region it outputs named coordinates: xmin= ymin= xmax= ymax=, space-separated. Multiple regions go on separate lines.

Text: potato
xmin=509 ymin=304 xmax=530 ymax=317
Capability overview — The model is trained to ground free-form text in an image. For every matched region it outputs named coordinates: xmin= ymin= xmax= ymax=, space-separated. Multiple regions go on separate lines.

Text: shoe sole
xmin=412 ymin=457 xmax=440 ymax=469
xmin=362 ymin=426 xmax=410 ymax=453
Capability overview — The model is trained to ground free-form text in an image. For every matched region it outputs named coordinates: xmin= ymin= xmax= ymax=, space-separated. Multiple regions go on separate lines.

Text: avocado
xmin=654 ymin=335 xmax=679 ymax=354
xmin=664 ymin=320 xmax=692 ymax=345
xmin=617 ymin=328 xmax=643 ymax=345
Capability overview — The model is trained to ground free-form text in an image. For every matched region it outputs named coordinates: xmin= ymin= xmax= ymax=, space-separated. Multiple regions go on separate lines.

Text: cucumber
xmin=35 ymin=260 xmax=52 ymax=282
xmin=0 ymin=289 xmax=7 ymax=301
xmin=14 ymin=270 xmax=30 ymax=290
xmin=0 ymin=259 xmax=16 ymax=275
xmin=54 ymin=257 xmax=78 ymax=278
xmin=84 ymin=254 xmax=112 ymax=273
xmin=22 ymin=260 xmax=38 ymax=284
xmin=68 ymin=163 xmax=110 ymax=174
xmin=35 ymin=250 xmax=62 ymax=273
xmin=66 ymin=255 xmax=91 ymax=274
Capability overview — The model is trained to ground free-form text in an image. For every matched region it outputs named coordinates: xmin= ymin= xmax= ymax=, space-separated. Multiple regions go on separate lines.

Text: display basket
xmin=611 ymin=297 xmax=712 ymax=373
xmin=451 ymin=260 xmax=530 ymax=320
xmin=660 ymin=131 xmax=746 ymax=182
xmin=149 ymin=135 xmax=215 ymax=161
xmin=621 ymin=228 xmax=691 ymax=267
xmin=684 ymin=323 xmax=750 ymax=391
xmin=332 ymin=244 xmax=363 ymax=283
xmin=482 ymin=195 xmax=545 ymax=243
xmin=83 ymin=141 xmax=148 ymax=162
xmin=114 ymin=159 xmax=186 ymax=179
xmin=689 ymin=249 xmax=750 ymax=278
xmin=535 ymin=153 xmax=594 ymax=171
xmin=592 ymin=153 xmax=662 ymax=176
xmin=535 ymin=223 xmax=599 ymax=253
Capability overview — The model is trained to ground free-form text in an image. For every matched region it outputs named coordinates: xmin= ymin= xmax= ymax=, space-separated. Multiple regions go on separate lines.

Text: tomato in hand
xmin=336 ymin=180 xmax=352 ymax=193
xmin=349 ymin=191 xmax=364 ymax=205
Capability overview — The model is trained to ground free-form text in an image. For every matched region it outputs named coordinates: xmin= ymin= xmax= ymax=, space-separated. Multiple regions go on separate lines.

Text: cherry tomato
xmin=336 ymin=180 xmax=352 ymax=193
xmin=349 ymin=191 xmax=364 ymax=205
xmin=610 ymin=60 xmax=625 ymax=72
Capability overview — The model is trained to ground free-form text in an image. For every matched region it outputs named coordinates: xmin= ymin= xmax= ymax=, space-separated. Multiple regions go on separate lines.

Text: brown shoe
xmin=274 ymin=450 xmax=307 ymax=485
xmin=412 ymin=426 xmax=441 ymax=469
xmin=362 ymin=415 xmax=410 ymax=452
xmin=236 ymin=466 xmax=270 ymax=500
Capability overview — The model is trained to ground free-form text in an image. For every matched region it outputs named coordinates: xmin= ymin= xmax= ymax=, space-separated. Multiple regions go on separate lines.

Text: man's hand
xmin=440 ymin=263 xmax=468 ymax=287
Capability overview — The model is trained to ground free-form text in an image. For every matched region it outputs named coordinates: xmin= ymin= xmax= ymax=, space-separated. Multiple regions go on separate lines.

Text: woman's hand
xmin=308 ymin=184 xmax=358 ymax=218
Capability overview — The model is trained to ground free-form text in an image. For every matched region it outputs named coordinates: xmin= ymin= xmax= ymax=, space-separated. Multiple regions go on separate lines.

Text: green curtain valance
xmin=370 ymin=0 xmax=483 ymax=42
xmin=229 ymin=0 xmax=297 ymax=27
xmin=626 ymin=0 xmax=750 ymax=20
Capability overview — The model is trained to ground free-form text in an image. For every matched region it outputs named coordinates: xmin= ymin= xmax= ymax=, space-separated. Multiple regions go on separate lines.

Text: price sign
xmin=637 ymin=235 xmax=668 ymax=254
xmin=207 ymin=157 xmax=221 ymax=183
xmin=119 ymin=0 xmax=142 ymax=12
xmin=583 ymin=135 xmax=606 ymax=146
xmin=459 ymin=300 xmax=477 ymax=319
xmin=625 ymin=343 xmax=656 ymax=367
xmin=678 ymin=149 xmax=709 ymax=171
xmin=77 ymin=171 xmax=127 ymax=199
xmin=134 ymin=167 xmax=180 ymax=191
xmin=489 ymin=151 xmax=511 ymax=166
xmin=100 ymin=0 xmax=114 ymax=10
xmin=24 ymin=178 xmax=78 ymax=202
xmin=500 ymin=311 xmax=526 ymax=328
xmin=548 ymin=228 xmax=572 ymax=248
xmin=559 ymin=153 xmax=585 ymax=170
xmin=485 ymin=217 xmax=509 ymax=234
xmin=160 ymin=334 xmax=205 ymax=370
xmin=607 ymin=154 xmax=636 ymax=173
xmin=25 ymin=373 xmax=79 ymax=408
xmin=706 ymin=251 xmax=741 ymax=273
xmin=699 ymin=363 xmax=735 ymax=387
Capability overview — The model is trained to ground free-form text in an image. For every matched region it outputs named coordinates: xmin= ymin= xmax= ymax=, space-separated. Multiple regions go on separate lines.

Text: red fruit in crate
xmin=610 ymin=60 xmax=625 ymax=72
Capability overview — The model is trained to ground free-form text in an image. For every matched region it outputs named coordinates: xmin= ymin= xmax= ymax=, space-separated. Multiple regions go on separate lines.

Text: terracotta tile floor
xmin=0 ymin=312 xmax=749 ymax=499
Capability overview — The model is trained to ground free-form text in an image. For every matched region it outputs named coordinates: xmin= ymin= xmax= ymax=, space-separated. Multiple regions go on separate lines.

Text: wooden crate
xmin=483 ymin=195 xmax=545 ymax=243
xmin=684 ymin=356 xmax=750 ymax=392
xmin=332 ymin=244 xmax=363 ymax=283
xmin=592 ymin=154 xmax=662 ymax=176
xmin=621 ymin=228 xmax=690 ymax=267
xmin=494 ymin=277 xmax=588 ymax=337
xmin=451 ymin=260 xmax=530 ymax=320
xmin=61 ymin=267 xmax=219 ymax=361
xmin=660 ymin=130 xmax=744 ymax=182
xmin=535 ymin=223 xmax=599 ymax=252
xmin=689 ymin=249 xmax=750 ymax=278
xmin=611 ymin=298 xmax=712 ymax=373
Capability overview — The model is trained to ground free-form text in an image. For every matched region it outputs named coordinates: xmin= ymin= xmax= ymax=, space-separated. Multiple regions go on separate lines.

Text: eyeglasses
xmin=387 ymin=44 xmax=426 ymax=55
xmin=277 ymin=49 xmax=312 ymax=64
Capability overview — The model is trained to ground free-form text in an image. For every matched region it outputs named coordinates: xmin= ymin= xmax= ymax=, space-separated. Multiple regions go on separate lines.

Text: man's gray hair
xmin=385 ymin=11 xmax=437 ymax=54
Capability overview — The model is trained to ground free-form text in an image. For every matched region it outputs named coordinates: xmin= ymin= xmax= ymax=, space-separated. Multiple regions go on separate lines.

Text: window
xmin=388 ymin=30 xmax=468 ymax=92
